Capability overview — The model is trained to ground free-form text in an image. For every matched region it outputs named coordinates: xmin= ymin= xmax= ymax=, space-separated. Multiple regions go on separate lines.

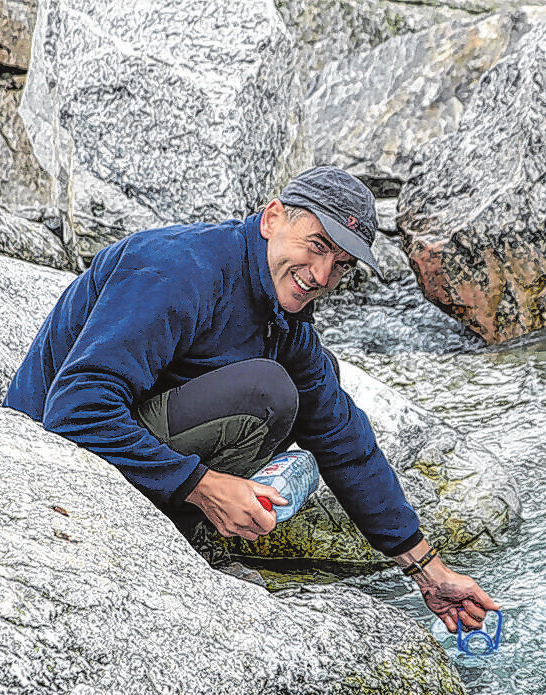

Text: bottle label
xmin=258 ymin=454 xmax=298 ymax=477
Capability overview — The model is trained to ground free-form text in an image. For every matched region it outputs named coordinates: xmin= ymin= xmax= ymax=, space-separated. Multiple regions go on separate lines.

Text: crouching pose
xmin=4 ymin=166 xmax=499 ymax=632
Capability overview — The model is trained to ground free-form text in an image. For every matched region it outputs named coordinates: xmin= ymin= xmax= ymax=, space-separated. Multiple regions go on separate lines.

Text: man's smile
xmin=291 ymin=271 xmax=316 ymax=293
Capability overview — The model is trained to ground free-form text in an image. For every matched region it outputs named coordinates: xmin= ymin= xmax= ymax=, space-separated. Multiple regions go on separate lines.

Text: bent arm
xmin=41 ymin=245 xmax=210 ymax=509
xmin=280 ymin=322 xmax=421 ymax=555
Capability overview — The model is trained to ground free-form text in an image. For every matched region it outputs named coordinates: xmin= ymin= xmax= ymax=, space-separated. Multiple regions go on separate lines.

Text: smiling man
xmin=3 ymin=166 xmax=498 ymax=633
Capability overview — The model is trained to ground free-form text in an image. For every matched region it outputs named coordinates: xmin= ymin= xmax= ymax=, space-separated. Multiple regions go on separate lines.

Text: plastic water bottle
xmin=251 ymin=450 xmax=319 ymax=523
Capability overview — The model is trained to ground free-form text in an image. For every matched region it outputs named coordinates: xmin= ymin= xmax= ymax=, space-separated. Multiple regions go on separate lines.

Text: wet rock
xmin=0 ymin=407 xmax=467 ymax=695
xmin=19 ymin=0 xmax=311 ymax=266
xmin=398 ymin=18 xmax=546 ymax=344
xmin=0 ymin=0 xmax=37 ymax=70
xmin=309 ymin=12 xmax=521 ymax=187
xmin=0 ymin=254 xmax=75 ymax=401
xmin=315 ymin=235 xmax=486 ymax=356
xmin=215 ymin=359 xmax=521 ymax=576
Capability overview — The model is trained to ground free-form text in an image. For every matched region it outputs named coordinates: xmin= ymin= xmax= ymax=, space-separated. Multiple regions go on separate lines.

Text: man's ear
xmin=260 ymin=198 xmax=285 ymax=240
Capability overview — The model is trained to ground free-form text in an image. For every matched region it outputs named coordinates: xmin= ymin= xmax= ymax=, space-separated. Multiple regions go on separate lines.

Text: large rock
xmin=214 ymin=359 xmax=521 ymax=577
xmin=308 ymin=11 xmax=524 ymax=191
xmin=0 ymin=71 xmax=55 ymax=227
xmin=0 ymin=255 xmax=75 ymax=401
xmin=398 ymin=19 xmax=546 ymax=344
xmin=0 ymin=2 xmax=59 ymax=255
xmin=276 ymin=0 xmax=470 ymax=92
xmin=19 ymin=0 xmax=311 ymax=266
xmin=0 ymin=407 xmax=467 ymax=694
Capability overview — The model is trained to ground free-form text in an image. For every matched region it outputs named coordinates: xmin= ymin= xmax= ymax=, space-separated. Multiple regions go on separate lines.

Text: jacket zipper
xmin=265 ymin=319 xmax=276 ymax=359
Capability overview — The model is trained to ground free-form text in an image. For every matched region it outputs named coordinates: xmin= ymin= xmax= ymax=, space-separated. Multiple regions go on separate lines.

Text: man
xmin=3 ymin=166 xmax=498 ymax=633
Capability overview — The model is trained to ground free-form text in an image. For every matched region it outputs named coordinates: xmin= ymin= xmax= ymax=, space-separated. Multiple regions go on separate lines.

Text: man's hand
xmin=185 ymin=469 xmax=288 ymax=541
xmin=395 ymin=539 xmax=500 ymax=633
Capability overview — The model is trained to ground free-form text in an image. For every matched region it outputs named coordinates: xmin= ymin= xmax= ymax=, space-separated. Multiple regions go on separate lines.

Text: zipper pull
xmin=266 ymin=321 xmax=273 ymax=339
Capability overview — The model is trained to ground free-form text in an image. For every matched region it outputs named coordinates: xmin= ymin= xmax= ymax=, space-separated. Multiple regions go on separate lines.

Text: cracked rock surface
xmin=308 ymin=11 xmax=522 ymax=186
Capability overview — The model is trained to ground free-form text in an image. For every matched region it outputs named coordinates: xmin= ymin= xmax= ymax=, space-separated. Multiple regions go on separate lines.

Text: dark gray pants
xmin=136 ymin=354 xmax=339 ymax=541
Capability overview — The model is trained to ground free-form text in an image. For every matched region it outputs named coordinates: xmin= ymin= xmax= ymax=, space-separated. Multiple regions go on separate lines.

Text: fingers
xmin=468 ymin=587 xmax=501 ymax=612
xmin=190 ymin=471 xmax=283 ymax=539
xmin=443 ymin=613 xmax=459 ymax=634
xmin=252 ymin=481 xmax=288 ymax=506
xmin=462 ymin=599 xmax=486 ymax=622
xmin=457 ymin=608 xmax=484 ymax=631
xmin=216 ymin=495 xmax=279 ymax=539
xmin=440 ymin=603 xmax=488 ymax=634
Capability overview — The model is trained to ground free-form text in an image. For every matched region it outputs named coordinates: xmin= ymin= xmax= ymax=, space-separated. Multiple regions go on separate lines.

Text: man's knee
xmin=245 ymin=359 xmax=299 ymax=432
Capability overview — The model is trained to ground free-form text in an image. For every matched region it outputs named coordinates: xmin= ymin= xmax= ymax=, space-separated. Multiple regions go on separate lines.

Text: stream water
xmin=314 ymin=249 xmax=546 ymax=695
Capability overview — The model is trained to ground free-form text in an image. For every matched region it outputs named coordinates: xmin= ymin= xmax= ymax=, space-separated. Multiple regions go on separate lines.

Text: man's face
xmin=260 ymin=199 xmax=356 ymax=314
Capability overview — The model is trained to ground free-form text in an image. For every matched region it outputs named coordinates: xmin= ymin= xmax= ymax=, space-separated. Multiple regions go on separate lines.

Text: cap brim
xmin=312 ymin=209 xmax=385 ymax=281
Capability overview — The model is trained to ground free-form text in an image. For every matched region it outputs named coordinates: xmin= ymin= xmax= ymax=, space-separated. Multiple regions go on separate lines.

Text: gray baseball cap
xmin=279 ymin=166 xmax=383 ymax=280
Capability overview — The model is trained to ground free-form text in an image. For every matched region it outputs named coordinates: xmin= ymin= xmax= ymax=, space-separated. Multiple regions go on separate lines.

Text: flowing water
xmin=314 ymin=262 xmax=546 ymax=695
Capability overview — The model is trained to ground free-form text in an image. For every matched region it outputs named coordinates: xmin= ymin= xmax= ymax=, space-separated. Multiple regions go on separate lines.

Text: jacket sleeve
xmin=41 ymin=242 xmax=209 ymax=509
xmin=280 ymin=320 xmax=422 ymax=557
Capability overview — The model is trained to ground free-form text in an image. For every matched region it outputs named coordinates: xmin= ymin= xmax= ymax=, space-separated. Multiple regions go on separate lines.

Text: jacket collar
xmin=245 ymin=212 xmax=314 ymax=331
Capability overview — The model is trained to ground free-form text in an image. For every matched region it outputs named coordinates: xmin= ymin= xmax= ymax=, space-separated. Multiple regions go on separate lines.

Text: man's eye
xmin=312 ymin=240 xmax=326 ymax=252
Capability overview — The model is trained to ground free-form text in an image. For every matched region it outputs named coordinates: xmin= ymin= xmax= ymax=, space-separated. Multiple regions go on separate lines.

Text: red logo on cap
xmin=347 ymin=216 xmax=358 ymax=230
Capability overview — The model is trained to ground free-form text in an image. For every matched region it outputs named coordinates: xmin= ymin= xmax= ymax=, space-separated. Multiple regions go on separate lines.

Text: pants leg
xmin=135 ymin=358 xmax=299 ymax=542
xmin=271 ymin=346 xmax=340 ymax=456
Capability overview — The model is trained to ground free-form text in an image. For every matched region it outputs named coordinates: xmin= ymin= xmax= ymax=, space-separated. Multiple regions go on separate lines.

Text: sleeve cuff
xmin=169 ymin=462 xmax=209 ymax=507
xmin=383 ymin=529 xmax=424 ymax=558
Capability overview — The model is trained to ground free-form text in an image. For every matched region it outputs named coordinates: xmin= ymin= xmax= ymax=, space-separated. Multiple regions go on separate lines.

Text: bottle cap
xmin=257 ymin=496 xmax=272 ymax=511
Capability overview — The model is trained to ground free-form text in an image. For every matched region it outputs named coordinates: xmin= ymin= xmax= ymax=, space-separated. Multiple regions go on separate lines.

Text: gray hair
xmin=282 ymin=204 xmax=312 ymax=224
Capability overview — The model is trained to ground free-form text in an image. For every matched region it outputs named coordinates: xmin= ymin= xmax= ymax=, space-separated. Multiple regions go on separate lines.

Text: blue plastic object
xmin=457 ymin=610 xmax=503 ymax=656
xmin=251 ymin=450 xmax=319 ymax=522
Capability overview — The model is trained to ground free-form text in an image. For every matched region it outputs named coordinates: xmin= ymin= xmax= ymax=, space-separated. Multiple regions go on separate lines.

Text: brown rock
xmin=0 ymin=0 xmax=37 ymax=70
xmin=398 ymin=19 xmax=546 ymax=344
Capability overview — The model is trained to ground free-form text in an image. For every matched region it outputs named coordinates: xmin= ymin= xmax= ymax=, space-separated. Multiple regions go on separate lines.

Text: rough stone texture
xmin=68 ymin=168 xmax=163 ymax=263
xmin=215 ymin=359 xmax=521 ymax=577
xmin=308 ymin=11 xmax=528 ymax=188
xmin=0 ymin=73 xmax=54 ymax=223
xmin=426 ymin=0 xmax=545 ymax=9
xmin=0 ymin=255 xmax=75 ymax=402
xmin=0 ymin=0 xmax=37 ymax=69
xmin=19 ymin=0 xmax=311 ymax=266
xmin=398 ymin=20 xmax=546 ymax=344
xmin=275 ymin=0 xmax=470 ymax=92
xmin=0 ymin=1 xmax=57 ymax=250
xmin=0 ymin=407 xmax=467 ymax=695
xmin=0 ymin=205 xmax=74 ymax=270
xmin=376 ymin=199 xmax=399 ymax=236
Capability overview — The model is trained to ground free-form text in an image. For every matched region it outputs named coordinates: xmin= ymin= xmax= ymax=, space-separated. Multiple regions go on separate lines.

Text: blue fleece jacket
xmin=3 ymin=213 xmax=421 ymax=556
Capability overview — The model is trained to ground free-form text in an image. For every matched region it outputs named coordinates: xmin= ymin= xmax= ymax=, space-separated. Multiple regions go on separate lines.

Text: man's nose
xmin=312 ymin=255 xmax=336 ymax=287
